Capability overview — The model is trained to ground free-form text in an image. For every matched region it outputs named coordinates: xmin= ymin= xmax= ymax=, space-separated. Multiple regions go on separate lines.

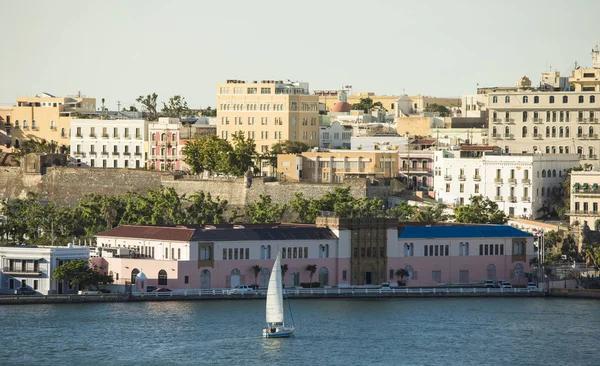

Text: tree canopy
xmin=136 ymin=93 xmax=158 ymax=121
xmin=424 ymin=104 xmax=452 ymax=117
xmin=244 ymin=195 xmax=287 ymax=224
xmin=181 ymin=133 xmax=255 ymax=176
xmin=161 ymin=95 xmax=190 ymax=118
xmin=454 ymin=196 xmax=507 ymax=224
xmin=52 ymin=259 xmax=113 ymax=290
xmin=351 ymin=97 xmax=384 ymax=113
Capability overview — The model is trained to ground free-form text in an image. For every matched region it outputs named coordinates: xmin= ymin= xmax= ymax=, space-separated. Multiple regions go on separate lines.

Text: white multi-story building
xmin=350 ymin=135 xmax=408 ymax=151
xmin=70 ymin=118 xmax=148 ymax=168
xmin=433 ymin=146 xmax=580 ymax=219
xmin=319 ymin=121 xmax=352 ymax=149
xmin=0 ymin=244 xmax=89 ymax=295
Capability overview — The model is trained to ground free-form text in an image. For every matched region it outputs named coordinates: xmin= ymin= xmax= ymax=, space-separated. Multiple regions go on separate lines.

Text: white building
xmin=350 ymin=135 xmax=408 ymax=151
xmin=460 ymin=94 xmax=487 ymax=118
xmin=0 ymin=245 xmax=89 ymax=295
xmin=70 ymin=118 xmax=148 ymax=168
xmin=433 ymin=146 xmax=580 ymax=219
xmin=319 ymin=121 xmax=352 ymax=149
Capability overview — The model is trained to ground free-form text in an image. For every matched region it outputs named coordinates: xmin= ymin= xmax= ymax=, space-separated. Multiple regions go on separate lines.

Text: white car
xmin=499 ymin=282 xmax=512 ymax=289
xmin=78 ymin=290 xmax=101 ymax=295
xmin=228 ymin=285 xmax=254 ymax=295
xmin=527 ymin=282 xmax=537 ymax=290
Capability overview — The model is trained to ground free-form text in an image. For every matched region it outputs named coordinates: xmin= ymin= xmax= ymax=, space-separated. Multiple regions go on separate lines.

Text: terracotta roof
xmin=459 ymin=145 xmax=496 ymax=151
xmin=411 ymin=139 xmax=436 ymax=145
xmin=331 ymin=101 xmax=352 ymax=113
xmin=95 ymin=225 xmax=337 ymax=242
xmin=95 ymin=226 xmax=196 ymax=241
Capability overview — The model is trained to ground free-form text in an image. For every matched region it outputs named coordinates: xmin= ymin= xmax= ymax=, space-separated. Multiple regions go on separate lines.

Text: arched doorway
xmin=260 ymin=268 xmax=270 ymax=288
xmin=230 ymin=268 xmax=241 ymax=288
xmin=514 ymin=263 xmax=524 ymax=283
xmin=200 ymin=270 xmax=211 ymax=289
xmin=405 ymin=265 xmax=414 ymax=281
xmin=487 ymin=264 xmax=496 ymax=281
xmin=158 ymin=270 xmax=167 ymax=286
xmin=288 ymin=267 xmax=300 ymax=287
xmin=131 ymin=268 xmax=140 ymax=285
xmin=319 ymin=267 xmax=329 ymax=287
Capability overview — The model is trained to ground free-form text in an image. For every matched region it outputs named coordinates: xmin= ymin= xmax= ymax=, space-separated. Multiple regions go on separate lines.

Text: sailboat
xmin=263 ymin=251 xmax=295 ymax=338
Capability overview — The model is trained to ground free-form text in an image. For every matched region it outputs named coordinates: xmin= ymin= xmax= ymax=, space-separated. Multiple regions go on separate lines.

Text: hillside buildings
xmin=216 ymin=80 xmax=320 ymax=155
xmin=89 ymin=219 xmax=534 ymax=290
xmin=0 ymin=245 xmax=89 ymax=295
xmin=569 ymin=170 xmax=600 ymax=228
xmin=433 ymin=146 xmax=580 ymax=219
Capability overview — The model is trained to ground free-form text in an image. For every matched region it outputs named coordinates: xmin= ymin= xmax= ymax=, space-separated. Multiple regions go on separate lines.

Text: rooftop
xmin=398 ymin=225 xmax=532 ymax=239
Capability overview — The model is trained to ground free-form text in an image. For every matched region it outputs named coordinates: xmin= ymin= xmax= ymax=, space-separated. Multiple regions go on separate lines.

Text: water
xmin=1 ymin=298 xmax=599 ymax=365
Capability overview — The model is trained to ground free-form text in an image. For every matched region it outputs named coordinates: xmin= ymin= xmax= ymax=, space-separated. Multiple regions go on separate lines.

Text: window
xmin=534 ymin=96 xmax=539 ymax=104
xmin=505 ymin=96 xmax=510 ymax=103
xmin=446 ymin=183 xmax=450 ymax=193
xmin=474 ymin=184 xmax=479 ymax=193
xmin=247 ymin=87 xmax=257 ymax=94
xmin=492 ymin=96 xmax=498 ymax=103
xmin=549 ymin=96 xmax=555 ymax=104
xmin=562 ymin=95 xmax=568 ymax=103
xmin=432 ymin=271 xmax=442 ymax=283
xmin=522 ymin=96 xmax=528 ymax=103
xmin=578 ymin=95 xmax=584 ymax=103
xmin=591 ymin=95 xmax=596 ymax=103
xmin=184 ymin=276 xmax=189 ymax=284
xmin=158 ymin=270 xmax=168 ymax=285
xmin=487 ymin=264 xmax=496 ymax=280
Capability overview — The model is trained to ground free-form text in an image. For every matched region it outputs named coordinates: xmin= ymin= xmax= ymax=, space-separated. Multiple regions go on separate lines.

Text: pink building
xmin=398 ymin=149 xmax=434 ymax=190
xmin=91 ymin=221 xmax=534 ymax=291
xmin=147 ymin=118 xmax=184 ymax=171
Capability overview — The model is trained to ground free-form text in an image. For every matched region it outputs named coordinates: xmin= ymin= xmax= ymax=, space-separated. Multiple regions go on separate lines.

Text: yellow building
xmin=569 ymin=45 xmax=600 ymax=92
xmin=216 ymin=80 xmax=320 ymax=154
xmin=277 ymin=150 xmax=398 ymax=183
xmin=316 ymin=91 xmax=460 ymax=114
xmin=8 ymin=92 xmax=96 ymax=148
xmin=569 ymin=171 xmax=600 ymax=228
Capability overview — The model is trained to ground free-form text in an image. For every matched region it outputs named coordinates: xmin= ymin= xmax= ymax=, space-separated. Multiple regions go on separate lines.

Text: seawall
xmin=548 ymin=288 xmax=600 ymax=299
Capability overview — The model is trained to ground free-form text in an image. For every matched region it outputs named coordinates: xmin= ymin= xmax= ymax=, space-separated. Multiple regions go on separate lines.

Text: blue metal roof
xmin=398 ymin=225 xmax=532 ymax=239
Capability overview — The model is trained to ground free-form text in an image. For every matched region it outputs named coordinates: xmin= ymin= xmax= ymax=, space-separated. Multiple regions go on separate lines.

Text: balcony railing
xmin=508 ymin=196 xmax=517 ymax=202
xmin=113 ymin=135 xmax=119 ymax=139
xmin=89 ymin=133 xmax=96 ymax=138
xmin=134 ymin=152 xmax=142 ymax=156
xmin=102 ymin=134 xmax=109 ymax=139
xmin=508 ymin=178 xmax=517 ymax=184
xmin=533 ymin=118 xmax=543 ymax=124
xmin=491 ymin=134 xmax=502 ymax=140
xmin=566 ymin=210 xmax=600 ymax=216
xmin=590 ymin=118 xmax=599 ymax=124
xmin=573 ymin=188 xmax=600 ymax=194
xmin=504 ymin=118 xmax=515 ymax=124
xmin=578 ymin=118 xmax=586 ymax=123
xmin=494 ymin=196 xmax=503 ymax=201
xmin=75 ymin=134 xmax=82 ymax=138
xmin=459 ymin=175 xmax=466 ymax=181
xmin=124 ymin=152 xmax=131 ymax=156
xmin=522 ymin=178 xmax=531 ymax=184
xmin=444 ymin=175 xmax=452 ymax=181
xmin=399 ymin=167 xmax=432 ymax=173
xmin=521 ymin=196 xmax=530 ymax=202
xmin=494 ymin=178 xmax=502 ymax=183
xmin=492 ymin=118 xmax=502 ymax=124
xmin=2 ymin=267 xmax=41 ymax=275
xmin=504 ymin=134 xmax=514 ymax=139
xmin=112 ymin=152 xmax=120 ymax=156
xmin=88 ymin=151 xmax=96 ymax=155
xmin=101 ymin=152 xmax=109 ymax=156
xmin=135 ymin=135 xmax=142 ymax=140
xmin=592 ymin=134 xmax=599 ymax=140
xmin=473 ymin=175 xmax=481 ymax=181
xmin=124 ymin=134 xmax=131 ymax=139
xmin=533 ymin=134 xmax=543 ymax=139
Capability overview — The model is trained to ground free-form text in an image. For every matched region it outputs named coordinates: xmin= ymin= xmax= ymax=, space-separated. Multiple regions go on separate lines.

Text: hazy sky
xmin=1 ymin=0 xmax=599 ymax=110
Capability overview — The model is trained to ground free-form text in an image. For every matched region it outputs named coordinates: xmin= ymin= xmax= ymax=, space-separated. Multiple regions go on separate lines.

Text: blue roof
xmin=398 ymin=225 xmax=532 ymax=239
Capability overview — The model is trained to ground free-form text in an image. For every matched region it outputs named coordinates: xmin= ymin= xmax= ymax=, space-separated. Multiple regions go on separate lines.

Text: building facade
xmin=277 ymin=150 xmax=399 ymax=183
xmin=216 ymin=80 xmax=320 ymax=154
xmin=433 ymin=147 xmax=580 ymax=218
xmin=569 ymin=170 xmax=600 ymax=228
xmin=70 ymin=118 xmax=147 ymax=168
xmin=147 ymin=118 xmax=184 ymax=171
xmin=0 ymin=245 xmax=90 ymax=295
xmin=398 ymin=149 xmax=434 ymax=190
xmin=319 ymin=121 xmax=352 ymax=149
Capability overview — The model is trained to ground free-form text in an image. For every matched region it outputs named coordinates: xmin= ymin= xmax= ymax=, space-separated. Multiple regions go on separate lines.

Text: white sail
xmin=265 ymin=252 xmax=284 ymax=324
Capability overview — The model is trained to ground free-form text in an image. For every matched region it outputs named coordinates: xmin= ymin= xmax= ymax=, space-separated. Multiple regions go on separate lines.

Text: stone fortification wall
xmin=0 ymin=167 xmax=391 ymax=208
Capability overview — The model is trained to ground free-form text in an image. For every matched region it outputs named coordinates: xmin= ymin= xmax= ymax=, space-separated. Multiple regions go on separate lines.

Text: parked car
xmin=499 ymin=281 xmax=513 ymax=289
xmin=78 ymin=289 xmax=102 ymax=295
xmin=98 ymin=289 xmax=111 ymax=293
xmin=483 ymin=280 xmax=497 ymax=288
xmin=14 ymin=287 xmax=37 ymax=295
xmin=151 ymin=288 xmax=172 ymax=292
xmin=527 ymin=282 xmax=537 ymax=290
xmin=380 ymin=282 xmax=392 ymax=291
xmin=228 ymin=285 xmax=254 ymax=295
xmin=249 ymin=284 xmax=260 ymax=290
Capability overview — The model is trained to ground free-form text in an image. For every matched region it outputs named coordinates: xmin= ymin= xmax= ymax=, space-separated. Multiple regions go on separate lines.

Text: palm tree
xmin=306 ymin=264 xmax=317 ymax=287
xmin=252 ymin=265 xmax=262 ymax=287
xmin=395 ymin=268 xmax=409 ymax=286
xmin=281 ymin=264 xmax=289 ymax=288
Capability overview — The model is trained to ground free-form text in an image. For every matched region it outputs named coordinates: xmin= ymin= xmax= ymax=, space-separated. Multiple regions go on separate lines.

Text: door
xmin=365 ymin=272 xmax=372 ymax=285
xmin=58 ymin=281 xmax=63 ymax=294
xmin=200 ymin=270 xmax=211 ymax=289
xmin=230 ymin=269 xmax=241 ymax=288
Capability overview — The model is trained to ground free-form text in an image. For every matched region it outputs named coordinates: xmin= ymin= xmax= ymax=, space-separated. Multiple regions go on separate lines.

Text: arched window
xmin=559 ymin=146 xmax=564 ymax=154
xmin=421 ymin=176 xmax=427 ymax=187
xmin=522 ymin=111 xmax=528 ymax=122
xmin=591 ymin=95 xmax=596 ymax=103
xmin=551 ymin=146 xmax=556 ymax=154
xmin=562 ymin=96 xmax=568 ymax=103
xmin=504 ymin=146 xmax=510 ymax=154
xmin=533 ymin=146 xmax=538 ymax=152
xmin=487 ymin=264 xmax=496 ymax=281
xmin=533 ymin=126 xmax=538 ymax=136
xmin=505 ymin=96 xmax=510 ymax=103
xmin=318 ymin=245 xmax=324 ymax=258
xmin=267 ymin=245 xmax=271 ymax=259
xmin=578 ymin=95 xmax=584 ymax=103
xmin=324 ymin=244 xmax=329 ymax=258
xmin=565 ymin=126 xmax=570 ymax=137
xmin=231 ymin=268 xmax=240 ymax=276
xmin=492 ymin=126 xmax=497 ymax=136
xmin=158 ymin=269 xmax=168 ymax=285
xmin=552 ymin=169 xmax=557 ymax=177
xmin=534 ymin=96 xmax=539 ymax=104
xmin=522 ymin=96 xmax=528 ymax=103
xmin=559 ymin=127 xmax=564 ymax=137
xmin=50 ymin=120 xmax=55 ymax=130
xmin=514 ymin=263 xmax=524 ymax=279
xmin=131 ymin=268 xmax=140 ymax=285
xmin=589 ymin=126 xmax=594 ymax=136
xmin=14 ymin=120 xmax=19 ymax=127
xmin=161 ymin=133 xmax=167 ymax=141
xmin=551 ymin=126 xmax=556 ymax=137
xmin=565 ymin=146 xmax=570 ymax=154
xmin=545 ymin=126 xmax=550 ymax=137
xmin=319 ymin=267 xmax=329 ymax=286
xmin=405 ymin=265 xmax=414 ymax=280
xmin=492 ymin=96 xmax=498 ymax=103
xmin=589 ymin=146 xmax=594 ymax=158
xmin=464 ymin=242 xmax=469 ymax=255
xmin=541 ymin=187 xmax=545 ymax=196
xmin=522 ymin=126 xmax=527 ymax=137
xmin=61 ymin=128 xmax=66 ymax=138
xmin=577 ymin=146 xmax=583 ymax=156
xmin=545 ymin=146 xmax=550 ymax=154
xmin=549 ymin=96 xmax=555 ymax=103
xmin=23 ymin=120 xmax=28 ymax=128
xmin=459 ymin=242 xmax=464 ymax=256
xmin=578 ymin=126 xmax=583 ymax=137
xmin=260 ymin=268 xmax=270 ymax=288
xmin=504 ymin=126 xmax=510 ymax=135
xmin=542 ymin=170 xmax=546 ymax=178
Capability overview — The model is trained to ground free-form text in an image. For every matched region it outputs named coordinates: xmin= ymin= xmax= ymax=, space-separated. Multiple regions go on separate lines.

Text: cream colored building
xmin=569 ymin=170 xmax=600 ymax=228
xmin=277 ymin=150 xmax=398 ymax=183
xmin=216 ymin=80 xmax=320 ymax=154
xmin=8 ymin=92 xmax=96 ymax=149
xmin=569 ymin=45 xmax=600 ymax=92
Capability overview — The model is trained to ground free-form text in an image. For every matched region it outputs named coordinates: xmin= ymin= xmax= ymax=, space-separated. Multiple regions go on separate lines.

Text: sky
xmin=1 ymin=0 xmax=599 ymax=110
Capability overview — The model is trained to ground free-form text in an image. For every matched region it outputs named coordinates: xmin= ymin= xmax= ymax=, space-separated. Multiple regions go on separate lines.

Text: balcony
xmin=2 ymin=267 xmax=41 ymax=276
xmin=494 ymin=196 xmax=503 ymax=201
xmin=135 ymin=135 xmax=142 ymax=140
xmin=592 ymin=134 xmax=599 ymax=140
xmin=88 ymin=151 xmax=96 ymax=155
xmin=123 ymin=152 xmax=131 ymax=156
xmin=102 ymin=134 xmax=109 ymax=139
xmin=492 ymin=118 xmax=502 ymax=124
xmin=491 ymin=134 xmax=502 ymax=140
xmin=89 ymin=133 xmax=96 ymax=138
xmin=124 ymin=134 xmax=131 ymax=139
xmin=32 ymin=126 xmax=39 ymax=131
xmin=582 ymin=154 xmax=598 ymax=160
xmin=504 ymin=118 xmax=515 ymax=124
xmin=504 ymin=134 xmax=515 ymax=139
xmin=494 ymin=178 xmax=503 ymax=183
xmin=580 ymin=134 xmax=589 ymax=139
xmin=521 ymin=196 xmax=530 ymax=202
xmin=591 ymin=118 xmax=599 ymax=124
xmin=533 ymin=118 xmax=543 ymax=124
xmin=23 ymin=126 xmax=29 ymax=130
xmin=73 ymin=151 xmax=83 ymax=157
xmin=399 ymin=167 xmax=432 ymax=173
xmin=112 ymin=152 xmax=120 ymax=156
xmin=533 ymin=134 xmax=543 ymax=140
xmin=459 ymin=175 xmax=466 ymax=181
xmin=577 ymin=118 xmax=586 ymax=123
xmin=473 ymin=175 xmax=481 ymax=181
xmin=134 ymin=152 xmax=142 ymax=156
xmin=566 ymin=210 xmax=600 ymax=216
xmin=444 ymin=175 xmax=452 ymax=181
xmin=113 ymin=135 xmax=119 ymax=139
xmin=508 ymin=196 xmax=517 ymax=202
xmin=508 ymin=178 xmax=517 ymax=184
xmin=75 ymin=134 xmax=82 ymax=138
xmin=481 ymin=131 xmax=488 ymax=136
xmin=522 ymin=178 xmax=531 ymax=184
xmin=101 ymin=152 xmax=109 ymax=156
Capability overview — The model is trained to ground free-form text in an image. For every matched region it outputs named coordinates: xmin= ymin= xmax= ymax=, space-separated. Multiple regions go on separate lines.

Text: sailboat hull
xmin=263 ymin=327 xmax=295 ymax=338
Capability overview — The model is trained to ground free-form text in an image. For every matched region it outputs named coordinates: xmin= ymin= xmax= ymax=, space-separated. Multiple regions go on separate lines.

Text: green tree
xmin=185 ymin=191 xmax=228 ymax=224
xmin=244 ymin=195 xmax=286 ymax=224
xmin=584 ymin=245 xmax=600 ymax=269
xmin=412 ymin=203 xmax=449 ymax=222
xmin=306 ymin=264 xmax=317 ymax=287
xmin=136 ymin=93 xmax=159 ymax=121
xmin=52 ymin=259 xmax=113 ymax=290
xmin=387 ymin=202 xmax=416 ymax=221
xmin=454 ymin=195 xmax=507 ymax=224
xmin=252 ymin=265 xmax=262 ymax=286
xmin=181 ymin=135 xmax=234 ymax=175
xmin=424 ymin=103 xmax=452 ymax=117
xmin=554 ymin=165 xmax=586 ymax=219
xmin=161 ymin=95 xmax=190 ymax=118
xmin=200 ymin=106 xmax=217 ymax=117
xmin=395 ymin=268 xmax=409 ymax=285
xmin=351 ymin=97 xmax=384 ymax=113
xmin=281 ymin=264 xmax=289 ymax=281
xmin=229 ymin=131 xmax=256 ymax=176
